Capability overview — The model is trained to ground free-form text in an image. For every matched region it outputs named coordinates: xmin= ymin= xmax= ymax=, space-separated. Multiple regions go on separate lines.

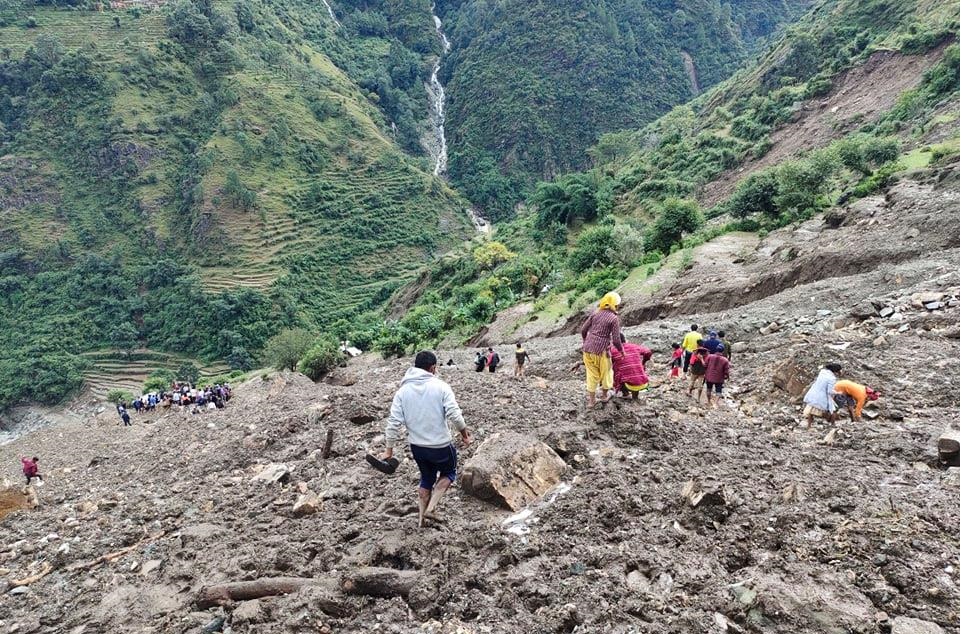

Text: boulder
xmin=292 ymin=491 xmax=322 ymax=517
xmin=772 ymin=359 xmax=813 ymax=399
xmin=251 ymin=463 xmax=290 ymax=485
xmin=891 ymin=616 xmax=945 ymax=634
xmin=305 ymin=402 xmax=332 ymax=425
xmin=459 ymin=432 xmax=567 ymax=511
xmin=347 ymin=403 xmax=378 ymax=425
xmin=232 ymin=599 xmax=265 ymax=624
xmin=911 ymin=291 xmax=944 ymax=307
xmin=731 ymin=342 xmax=749 ymax=354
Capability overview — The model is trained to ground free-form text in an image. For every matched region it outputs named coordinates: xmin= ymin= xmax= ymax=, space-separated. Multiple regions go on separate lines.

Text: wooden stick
xmin=66 ymin=531 xmax=165 ymax=572
xmin=341 ymin=567 xmax=419 ymax=599
xmin=196 ymin=577 xmax=343 ymax=610
xmin=10 ymin=562 xmax=53 ymax=587
xmin=322 ymin=429 xmax=334 ymax=459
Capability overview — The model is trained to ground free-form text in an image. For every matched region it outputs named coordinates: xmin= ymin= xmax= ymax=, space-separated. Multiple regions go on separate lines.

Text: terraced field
xmin=81 ymin=349 xmax=231 ymax=398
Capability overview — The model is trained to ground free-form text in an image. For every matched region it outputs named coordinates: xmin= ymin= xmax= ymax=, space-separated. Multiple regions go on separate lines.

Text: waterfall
xmin=321 ymin=0 xmax=341 ymax=28
xmin=428 ymin=6 xmax=489 ymax=233
xmin=428 ymin=7 xmax=450 ymax=176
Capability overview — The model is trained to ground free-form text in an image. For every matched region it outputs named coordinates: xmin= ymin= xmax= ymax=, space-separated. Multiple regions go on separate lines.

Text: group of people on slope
xmin=802 ymin=363 xmax=881 ymax=427
xmin=579 ymin=292 xmax=733 ymax=408
xmin=116 ymin=382 xmax=233 ymax=425
xmin=474 ymin=343 xmax=531 ymax=377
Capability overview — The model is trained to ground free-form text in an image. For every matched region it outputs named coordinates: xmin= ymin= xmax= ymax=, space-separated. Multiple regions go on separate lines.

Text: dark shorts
xmin=833 ymin=393 xmax=856 ymax=409
xmin=706 ymin=381 xmax=724 ymax=394
xmin=410 ymin=444 xmax=457 ymax=489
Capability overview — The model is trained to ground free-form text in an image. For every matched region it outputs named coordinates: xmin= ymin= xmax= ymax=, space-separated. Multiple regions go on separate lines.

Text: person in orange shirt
xmin=833 ymin=380 xmax=880 ymax=421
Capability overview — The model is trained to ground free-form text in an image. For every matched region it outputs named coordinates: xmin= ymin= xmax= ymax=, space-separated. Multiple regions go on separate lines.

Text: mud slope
xmin=550 ymin=167 xmax=959 ymax=338
xmin=0 ymin=175 xmax=959 ymax=632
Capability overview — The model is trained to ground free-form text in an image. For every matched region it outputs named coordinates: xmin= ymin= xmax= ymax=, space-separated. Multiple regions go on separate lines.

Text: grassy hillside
xmin=368 ymin=0 xmax=959 ymax=353
xmin=436 ymin=0 xmax=812 ymax=219
xmin=0 ymin=0 xmax=473 ymax=408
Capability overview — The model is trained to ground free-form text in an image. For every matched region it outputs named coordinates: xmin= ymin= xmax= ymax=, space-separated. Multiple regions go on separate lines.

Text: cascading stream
xmin=428 ymin=5 xmax=490 ymax=233
xmin=428 ymin=7 xmax=450 ymax=176
xmin=321 ymin=0 xmax=341 ymax=28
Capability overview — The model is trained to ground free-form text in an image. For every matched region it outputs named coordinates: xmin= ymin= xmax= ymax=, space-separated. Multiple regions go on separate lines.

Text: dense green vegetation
xmin=0 ymin=0 xmax=958 ymax=408
xmin=361 ymin=0 xmax=958 ymax=357
xmin=0 ymin=0 xmax=472 ymax=409
xmin=437 ymin=0 xmax=812 ymax=219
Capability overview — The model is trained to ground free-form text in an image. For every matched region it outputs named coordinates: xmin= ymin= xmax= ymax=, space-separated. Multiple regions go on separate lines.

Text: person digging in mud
xmin=833 ymin=380 xmax=880 ymax=422
xmin=802 ymin=363 xmax=842 ymax=428
xmin=381 ymin=351 xmax=472 ymax=527
xmin=702 ymin=348 xmax=731 ymax=408
xmin=685 ymin=343 xmax=709 ymax=399
xmin=514 ymin=343 xmax=530 ymax=378
xmin=20 ymin=456 xmax=42 ymax=485
xmin=681 ymin=324 xmax=702 ymax=373
xmin=611 ymin=334 xmax=649 ymax=399
xmin=580 ymin=291 xmax=624 ymax=407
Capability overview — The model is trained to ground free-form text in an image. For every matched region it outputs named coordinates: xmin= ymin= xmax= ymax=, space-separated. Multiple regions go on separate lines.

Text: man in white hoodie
xmin=381 ymin=351 xmax=472 ymax=527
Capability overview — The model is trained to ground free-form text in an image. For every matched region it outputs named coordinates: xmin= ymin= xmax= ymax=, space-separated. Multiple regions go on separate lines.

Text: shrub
xmin=176 ymin=361 xmax=201 ymax=385
xmin=605 ymin=222 xmax=647 ymax=268
xmin=851 ymin=160 xmax=902 ymax=198
xmin=144 ymin=368 xmax=175 ymax=393
xmin=105 ymin=389 xmax=133 ymax=405
xmin=226 ymin=346 xmax=255 ymax=371
xmin=262 ymin=328 xmax=315 ymax=371
xmin=568 ymin=225 xmax=615 ymax=271
xmin=645 ymin=199 xmax=703 ymax=253
xmin=728 ymin=171 xmax=780 ymax=218
xmin=298 ymin=336 xmax=343 ymax=381
xmin=473 ymin=241 xmax=515 ymax=270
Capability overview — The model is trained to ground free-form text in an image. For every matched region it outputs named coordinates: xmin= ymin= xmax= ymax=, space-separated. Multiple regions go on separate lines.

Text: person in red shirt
xmin=702 ymin=351 xmax=731 ymax=408
xmin=20 ymin=456 xmax=41 ymax=485
xmin=668 ymin=343 xmax=684 ymax=380
xmin=610 ymin=334 xmax=650 ymax=399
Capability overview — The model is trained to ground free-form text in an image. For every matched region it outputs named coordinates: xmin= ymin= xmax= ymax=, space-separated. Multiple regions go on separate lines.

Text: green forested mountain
xmin=378 ymin=0 xmax=958 ymax=354
xmin=436 ymin=0 xmax=812 ymax=219
xmin=0 ymin=0 xmax=472 ymax=407
xmin=0 ymin=0 xmax=957 ymax=409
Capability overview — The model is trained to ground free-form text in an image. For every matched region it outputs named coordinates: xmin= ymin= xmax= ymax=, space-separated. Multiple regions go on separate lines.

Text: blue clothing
xmin=803 ymin=369 xmax=838 ymax=412
xmin=704 ymin=337 xmax=725 ymax=354
xmin=411 ymin=443 xmax=457 ymax=489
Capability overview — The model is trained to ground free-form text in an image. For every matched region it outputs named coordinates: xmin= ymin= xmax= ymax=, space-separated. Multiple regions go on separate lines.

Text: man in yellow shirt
xmin=833 ymin=380 xmax=880 ymax=421
xmin=681 ymin=324 xmax=703 ymax=373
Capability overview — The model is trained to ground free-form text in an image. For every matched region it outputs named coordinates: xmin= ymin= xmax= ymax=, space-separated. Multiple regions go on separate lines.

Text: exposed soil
xmin=0 ymin=164 xmax=958 ymax=632
xmin=699 ymin=46 xmax=952 ymax=208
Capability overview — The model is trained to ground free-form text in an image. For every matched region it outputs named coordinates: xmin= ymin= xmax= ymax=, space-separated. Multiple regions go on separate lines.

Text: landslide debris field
xmin=0 ymin=169 xmax=960 ymax=633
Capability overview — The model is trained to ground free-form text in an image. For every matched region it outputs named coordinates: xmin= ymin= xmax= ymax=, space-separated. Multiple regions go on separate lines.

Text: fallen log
xmin=340 ymin=566 xmax=419 ymax=599
xmin=938 ymin=429 xmax=960 ymax=465
xmin=196 ymin=576 xmax=340 ymax=609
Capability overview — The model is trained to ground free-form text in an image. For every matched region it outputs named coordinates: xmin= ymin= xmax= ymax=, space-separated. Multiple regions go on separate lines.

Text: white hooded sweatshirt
xmin=384 ymin=367 xmax=466 ymax=449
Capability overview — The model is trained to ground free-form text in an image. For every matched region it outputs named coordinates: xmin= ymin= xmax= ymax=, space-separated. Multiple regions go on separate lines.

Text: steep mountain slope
xmin=378 ymin=0 xmax=958 ymax=354
xmin=0 ymin=0 xmax=474 ymax=407
xmin=436 ymin=0 xmax=812 ymax=218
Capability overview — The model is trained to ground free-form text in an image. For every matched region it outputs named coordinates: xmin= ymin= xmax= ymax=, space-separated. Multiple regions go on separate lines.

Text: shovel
xmin=365 ymin=453 xmax=400 ymax=475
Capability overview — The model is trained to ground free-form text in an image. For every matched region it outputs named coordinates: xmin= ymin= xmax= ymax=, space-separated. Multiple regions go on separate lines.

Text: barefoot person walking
xmin=380 ymin=351 xmax=472 ymax=527
xmin=580 ymin=291 xmax=624 ymax=407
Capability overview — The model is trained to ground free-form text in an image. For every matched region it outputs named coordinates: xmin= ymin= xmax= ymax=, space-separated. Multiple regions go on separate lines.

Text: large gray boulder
xmin=459 ymin=432 xmax=567 ymax=511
